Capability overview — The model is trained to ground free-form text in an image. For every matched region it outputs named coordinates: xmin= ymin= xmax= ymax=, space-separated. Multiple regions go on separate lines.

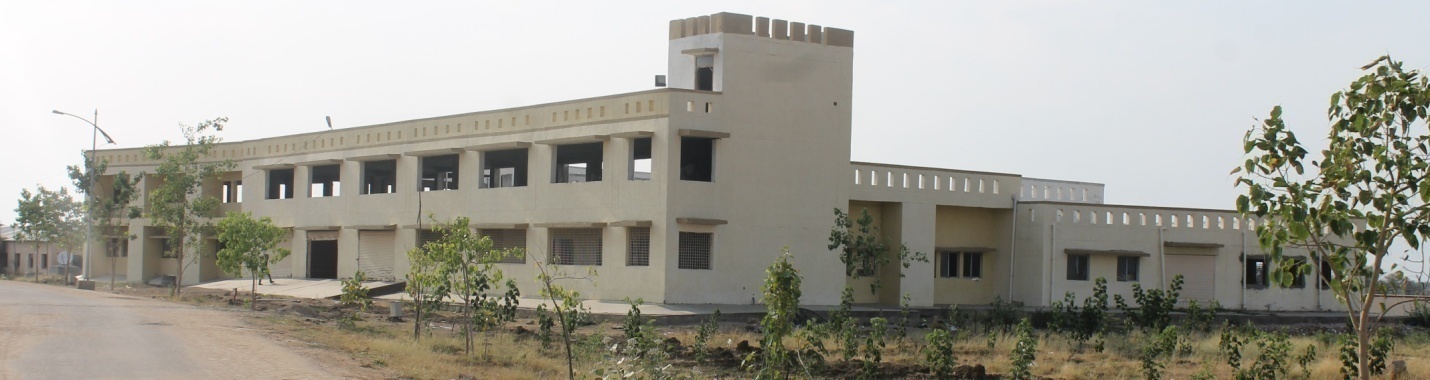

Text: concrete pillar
xmin=394 ymin=228 xmax=415 ymax=281
xmin=896 ymin=202 xmax=937 ymax=307
xmin=294 ymin=165 xmax=312 ymax=198
xmin=398 ymin=156 xmax=419 ymax=193
xmin=338 ymin=228 xmax=358 ymax=278
xmin=341 ymin=160 xmax=361 ymax=197
xmin=461 ymin=150 xmax=482 ymax=190
xmin=291 ymin=230 xmax=309 ymax=278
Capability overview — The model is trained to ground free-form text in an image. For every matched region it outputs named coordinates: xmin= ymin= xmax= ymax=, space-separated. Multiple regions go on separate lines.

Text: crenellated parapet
xmin=669 ymin=12 xmax=853 ymax=47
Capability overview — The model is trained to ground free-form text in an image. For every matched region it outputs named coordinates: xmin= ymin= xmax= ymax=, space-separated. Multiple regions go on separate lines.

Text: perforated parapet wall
xmin=669 ymin=12 xmax=854 ymax=48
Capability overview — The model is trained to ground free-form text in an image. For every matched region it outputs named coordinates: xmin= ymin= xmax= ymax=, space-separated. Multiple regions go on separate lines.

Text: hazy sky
xmin=4 ymin=1 xmax=1429 ymax=266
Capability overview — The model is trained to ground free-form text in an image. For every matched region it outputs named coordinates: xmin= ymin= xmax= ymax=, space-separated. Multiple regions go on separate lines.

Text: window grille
xmin=417 ymin=229 xmax=442 ymax=249
xmin=482 ymin=229 xmax=527 ymax=264
xmin=549 ymin=228 xmax=602 ymax=266
xmin=626 ymin=227 xmax=650 ymax=266
xmin=678 ymin=232 xmax=712 ymax=270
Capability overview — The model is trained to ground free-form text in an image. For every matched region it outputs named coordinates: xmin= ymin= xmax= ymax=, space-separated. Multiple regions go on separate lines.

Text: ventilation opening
xmin=419 ymin=154 xmax=460 ymax=191
xmin=482 ymin=149 xmax=528 ymax=188
xmin=310 ymin=164 xmax=340 ymax=197
xmin=221 ymin=180 xmax=243 ymax=203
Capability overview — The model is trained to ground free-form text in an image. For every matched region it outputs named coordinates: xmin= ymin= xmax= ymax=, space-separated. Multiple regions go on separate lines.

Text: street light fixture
xmin=51 ymin=109 xmax=116 ymax=285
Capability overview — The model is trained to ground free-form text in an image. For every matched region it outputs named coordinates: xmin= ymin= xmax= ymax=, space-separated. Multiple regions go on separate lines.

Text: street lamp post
xmin=52 ymin=109 xmax=115 ymax=285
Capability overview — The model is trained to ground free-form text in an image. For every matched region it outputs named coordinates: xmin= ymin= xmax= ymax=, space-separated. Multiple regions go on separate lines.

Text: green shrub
xmin=693 ymin=309 xmax=721 ymax=363
xmin=861 ymin=317 xmax=888 ymax=379
xmin=1116 ymin=275 xmax=1183 ymax=331
xmin=924 ymin=329 xmax=956 ymax=379
xmin=1009 ymin=318 xmax=1038 ymax=380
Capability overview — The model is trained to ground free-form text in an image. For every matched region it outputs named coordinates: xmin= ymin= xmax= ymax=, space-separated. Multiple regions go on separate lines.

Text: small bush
xmin=1115 ymin=275 xmax=1183 ymax=331
xmin=1009 ymin=318 xmax=1038 ymax=380
xmin=924 ymin=328 xmax=956 ymax=379
xmin=693 ymin=308 xmax=721 ymax=363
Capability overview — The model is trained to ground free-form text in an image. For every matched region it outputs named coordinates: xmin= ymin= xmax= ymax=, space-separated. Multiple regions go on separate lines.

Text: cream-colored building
xmin=87 ymin=12 xmax=1343 ymax=311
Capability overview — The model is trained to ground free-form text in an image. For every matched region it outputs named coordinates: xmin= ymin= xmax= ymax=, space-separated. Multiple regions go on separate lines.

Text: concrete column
xmin=294 ymin=165 xmax=312 ymax=198
xmin=398 ymin=156 xmax=419 ymax=193
xmin=341 ymin=160 xmax=361 ymax=197
xmin=291 ymin=230 xmax=309 ymax=277
xmin=394 ymin=228 xmax=415 ymax=281
xmin=337 ymin=228 xmax=358 ymax=278
xmin=461 ymin=150 xmax=482 ymax=190
xmin=896 ymin=202 xmax=937 ymax=307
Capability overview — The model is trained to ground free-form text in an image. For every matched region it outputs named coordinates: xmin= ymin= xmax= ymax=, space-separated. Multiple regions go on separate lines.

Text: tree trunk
xmin=110 ymin=251 xmax=116 ymax=291
xmin=251 ymin=273 xmax=257 ymax=310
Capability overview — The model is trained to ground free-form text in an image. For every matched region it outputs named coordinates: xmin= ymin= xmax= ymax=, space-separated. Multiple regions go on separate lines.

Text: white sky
xmin=3 ymin=1 xmax=1429 ymax=272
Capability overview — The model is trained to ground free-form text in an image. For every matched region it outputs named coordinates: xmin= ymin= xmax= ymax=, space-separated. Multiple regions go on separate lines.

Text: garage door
xmin=359 ymin=230 xmax=396 ymax=281
xmin=1165 ymin=255 xmax=1215 ymax=304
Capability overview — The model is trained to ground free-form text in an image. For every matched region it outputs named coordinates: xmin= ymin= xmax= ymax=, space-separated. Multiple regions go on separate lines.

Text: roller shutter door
xmin=1165 ymin=255 xmax=1215 ymax=304
xmin=358 ymin=231 xmax=396 ymax=281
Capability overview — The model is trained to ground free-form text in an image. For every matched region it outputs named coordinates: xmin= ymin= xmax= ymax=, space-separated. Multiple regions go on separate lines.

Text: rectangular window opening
xmin=554 ymin=142 xmax=604 ymax=183
xmin=419 ymin=154 xmax=460 ymax=191
xmin=1245 ymin=257 xmax=1268 ymax=288
xmin=961 ymin=252 xmax=983 ymax=278
xmin=630 ymin=137 xmax=652 ymax=181
xmin=361 ymin=160 xmax=397 ymax=194
xmin=482 ymin=148 xmax=529 ymax=188
xmin=310 ymin=164 xmax=341 ymax=197
xmin=695 ymin=55 xmax=715 ymax=91
xmin=221 ymin=180 xmax=243 ymax=203
xmin=481 ymin=229 xmax=527 ymax=264
xmin=550 ymin=228 xmax=602 ymax=266
xmin=1117 ymin=256 xmax=1140 ymax=282
xmin=938 ymin=252 xmax=958 ymax=278
xmin=266 ymin=168 xmax=294 ymax=200
xmin=680 ymin=137 xmax=715 ymax=182
xmin=1067 ymin=254 xmax=1090 ymax=281
xmin=678 ymin=231 xmax=713 ymax=270
xmin=626 ymin=227 xmax=650 ymax=266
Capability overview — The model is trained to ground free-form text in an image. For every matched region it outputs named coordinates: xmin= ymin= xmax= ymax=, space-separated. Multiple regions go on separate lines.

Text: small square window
xmin=678 ymin=232 xmax=713 ymax=270
xmin=627 ymin=227 xmax=650 ymax=266
xmin=1117 ymin=256 xmax=1139 ymax=282
xmin=1067 ymin=254 xmax=1089 ymax=281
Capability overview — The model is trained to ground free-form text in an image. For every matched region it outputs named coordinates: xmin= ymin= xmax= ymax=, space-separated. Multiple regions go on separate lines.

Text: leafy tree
xmin=67 ymin=152 xmax=141 ymax=290
xmin=1233 ymin=56 xmax=1430 ymax=379
xmin=427 ymin=216 xmax=521 ymax=356
xmin=339 ymin=271 xmax=373 ymax=330
xmin=215 ymin=211 xmax=291 ymax=309
xmin=13 ymin=186 xmax=83 ymax=283
xmin=828 ymin=208 xmax=927 ymax=295
xmin=404 ymin=245 xmax=447 ymax=340
xmin=141 ymin=117 xmax=234 ymax=297
xmin=1008 ymin=318 xmax=1038 ymax=380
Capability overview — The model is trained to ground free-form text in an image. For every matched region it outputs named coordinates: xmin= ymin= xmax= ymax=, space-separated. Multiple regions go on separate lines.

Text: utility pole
xmin=52 ymin=109 xmax=116 ymax=286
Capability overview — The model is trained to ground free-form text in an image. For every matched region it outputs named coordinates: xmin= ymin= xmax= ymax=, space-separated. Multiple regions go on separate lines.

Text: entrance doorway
xmin=309 ymin=240 xmax=338 ymax=279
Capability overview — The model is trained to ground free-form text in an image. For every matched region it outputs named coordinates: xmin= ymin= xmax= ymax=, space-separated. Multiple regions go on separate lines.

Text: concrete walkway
xmin=190 ymin=278 xmax=398 ymax=299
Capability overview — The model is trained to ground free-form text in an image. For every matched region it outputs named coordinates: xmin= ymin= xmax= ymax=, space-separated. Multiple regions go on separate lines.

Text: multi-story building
xmin=88 ymin=12 xmax=1346 ymax=311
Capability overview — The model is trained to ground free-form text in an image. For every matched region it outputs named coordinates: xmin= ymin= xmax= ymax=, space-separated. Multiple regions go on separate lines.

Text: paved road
xmin=0 ymin=281 xmax=360 ymax=380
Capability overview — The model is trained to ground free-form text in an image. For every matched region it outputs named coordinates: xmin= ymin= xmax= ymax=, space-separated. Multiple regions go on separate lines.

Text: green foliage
xmin=828 ymin=208 xmax=927 ymax=295
xmin=404 ymin=245 xmax=447 ymax=340
xmin=1049 ymin=277 xmax=1110 ymax=347
xmin=424 ymin=216 xmax=522 ymax=356
xmin=339 ymin=271 xmax=373 ymax=330
xmin=1220 ymin=322 xmax=1251 ymax=371
xmin=1295 ymin=343 xmax=1318 ymax=379
xmin=1008 ymin=318 xmax=1038 ymax=380
xmin=746 ymin=248 xmax=802 ymax=379
xmin=693 ymin=309 xmax=721 ymax=363
xmin=923 ymin=328 xmax=956 ymax=379
xmin=216 ymin=212 xmax=291 ymax=310
xmin=536 ymin=304 xmax=555 ymax=350
xmin=860 ymin=317 xmax=888 ymax=379
xmin=68 ymin=152 xmax=141 ymax=290
xmin=140 ymin=118 xmax=234 ymax=297
xmin=1219 ymin=322 xmax=1293 ymax=380
xmin=1184 ymin=299 xmax=1220 ymax=333
xmin=1115 ymin=275 xmax=1183 ymax=331
xmin=1368 ymin=327 xmax=1395 ymax=376
xmin=1233 ymin=56 xmax=1430 ymax=380
xmin=596 ymin=298 xmax=674 ymax=380
xmin=13 ymin=186 xmax=84 ymax=282
xmin=895 ymin=294 xmax=911 ymax=341
xmin=1141 ymin=325 xmax=1186 ymax=380
xmin=532 ymin=245 xmax=595 ymax=380
xmin=985 ymin=295 xmax=1023 ymax=332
